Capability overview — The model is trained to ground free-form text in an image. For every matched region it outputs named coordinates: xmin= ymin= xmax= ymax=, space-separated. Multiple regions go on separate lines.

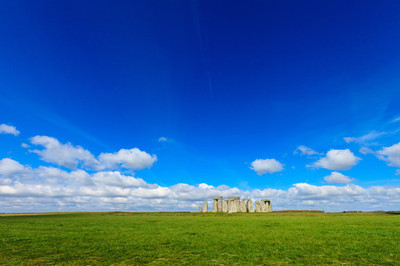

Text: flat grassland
xmin=0 ymin=212 xmax=399 ymax=264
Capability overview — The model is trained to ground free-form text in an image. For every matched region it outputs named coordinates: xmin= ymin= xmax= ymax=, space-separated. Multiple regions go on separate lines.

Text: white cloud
xmin=294 ymin=145 xmax=320 ymax=156
xmin=27 ymin=135 xmax=157 ymax=171
xmin=34 ymin=166 xmax=93 ymax=186
xmin=0 ymin=158 xmax=25 ymax=176
xmin=250 ymin=159 xmax=283 ymax=175
xmin=344 ymin=131 xmax=385 ymax=144
xmin=324 ymin=172 xmax=352 ymax=184
xmin=158 ymin=137 xmax=167 ymax=142
xmin=1 ymin=158 xmax=400 ymax=213
xmin=0 ymin=124 xmax=20 ymax=136
xmin=97 ymin=148 xmax=157 ymax=170
xmin=21 ymin=143 xmax=29 ymax=148
xmin=91 ymin=171 xmax=153 ymax=188
xmin=310 ymin=149 xmax=361 ymax=170
xmin=377 ymin=142 xmax=400 ymax=169
xmin=29 ymin=136 xmax=97 ymax=169
xmin=359 ymin=147 xmax=374 ymax=155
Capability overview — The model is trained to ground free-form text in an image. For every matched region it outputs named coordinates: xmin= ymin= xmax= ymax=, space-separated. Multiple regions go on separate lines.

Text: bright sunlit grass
xmin=0 ymin=212 xmax=399 ymax=264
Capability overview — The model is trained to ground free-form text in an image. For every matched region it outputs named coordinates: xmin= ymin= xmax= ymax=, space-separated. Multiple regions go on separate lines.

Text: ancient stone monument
xmin=260 ymin=199 xmax=272 ymax=212
xmin=247 ymin=199 xmax=254 ymax=212
xmin=240 ymin=199 xmax=247 ymax=212
xmin=213 ymin=196 xmax=223 ymax=212
xmin=255 ymin=200 xmax=261 ymax=212
xmin=199 ymin=197 xmax=272 ymax=213
xmin=223 ymin=200 xmax=228 ymax=212
xmin=203 ymin=201 xmax=208 ymax=212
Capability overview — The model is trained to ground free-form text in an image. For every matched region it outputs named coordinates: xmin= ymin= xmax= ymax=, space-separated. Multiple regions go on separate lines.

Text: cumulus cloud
xmin=324 ymin=172 xmax=352 ymax=184
xmin=0 ymin=124 xmax=20 ymax=136
xmin=97 ymin=148 xmax=157 ymax=171
xmin=91 ymin=171 xmax=154 ymax=188
xmin=250 ymin=159 xmax=284 ymax=175
xmin=29 ymin=136 xmax=97 ymax=169
xmin=0 ymin=158 xmax=25 ymax=176
xmin=310 ymin=149 xmax=361 ymax=170
xmin=377 ymin=142 xmax=400 ymax=169
xmin=344 ymin=131 xmax=385 ymax=145
xmin=1 ymin=158 xmax=400 ymax=213
xmin=294 ymin=145 xmax=320 ymax=156
xmin=27 ymin=135 xmax=156 ymax=171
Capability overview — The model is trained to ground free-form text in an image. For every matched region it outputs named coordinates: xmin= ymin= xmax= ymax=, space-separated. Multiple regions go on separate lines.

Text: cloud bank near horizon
xmin=1 ymin=156 xmax=400 ymax=213
xmin=1 ymin=127 xmax=400 ymax=213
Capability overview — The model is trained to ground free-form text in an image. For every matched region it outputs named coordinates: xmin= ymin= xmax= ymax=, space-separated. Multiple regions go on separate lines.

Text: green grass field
xmin=0 ymin=212 xmax=399 ymax=264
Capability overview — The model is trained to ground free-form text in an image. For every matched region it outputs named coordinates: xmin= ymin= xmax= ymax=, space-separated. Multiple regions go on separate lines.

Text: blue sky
xmin=1 ymin=1 xmax=400 ymax=212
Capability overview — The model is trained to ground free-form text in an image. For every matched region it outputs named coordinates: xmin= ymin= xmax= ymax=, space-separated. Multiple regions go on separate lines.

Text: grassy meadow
xmin=0 ymin=212 xmax=399 ymax=264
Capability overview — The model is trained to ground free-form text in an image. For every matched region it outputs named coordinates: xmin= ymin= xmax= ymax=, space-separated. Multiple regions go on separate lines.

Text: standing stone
xmin=213 ymin=196 xmax=223 ymax=212
xmin=255 ymin=201 xmax=261 ymax=212
xmin=231 ymin=200 xmax=237 ymax=212
xmin=228 ymin=197 xmax=234 ymax=213
xmin=227 ymin=199 xmax=232 ymax=213
xmin=261 ymin=199 xmax=272 ymax=212
xmin=240 ymin=199 xmax=247 ymax=212
xmin=228 ymin=197 xmax=240 ymax=212
xmin=217 ymin=197 xmax=223 ymax=212
xmin=223 ymin=200 xmax=228 ymax=212
xmin=213 ymin=198 xmax=218 ymax=212
xmin=235 ymin=199 xmax=240 ymax=213
xmin=199 ymin=206 xmax=203 ymax=212
xmin=203 ymin=201 xmax=208 ymax=212
xmin=243 ymin=198 xmax=250 ymax=212
xmin=260 ymin=201 xmax=266 ymax=212
xmin=266 ymin=200 xmax=272 ymax=212
xmin=247 ymin=199 xmax=255 ymax=212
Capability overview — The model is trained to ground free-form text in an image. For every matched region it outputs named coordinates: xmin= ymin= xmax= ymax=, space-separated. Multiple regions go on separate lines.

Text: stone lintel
xmin=228 ymin=196 xmax=240 ymax=200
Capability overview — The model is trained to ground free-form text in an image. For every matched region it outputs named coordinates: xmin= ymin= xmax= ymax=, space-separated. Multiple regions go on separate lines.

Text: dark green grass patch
xmin=0 ymin=212 xmax=399 ymax=264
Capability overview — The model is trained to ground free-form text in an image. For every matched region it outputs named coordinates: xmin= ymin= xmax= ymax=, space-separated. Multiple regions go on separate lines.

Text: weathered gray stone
xmin=199 ymin=206 xmax=202 ymax=212
xmin=261 ymin=199 xmax=272 ymax=212
xmin=240 ymin=199 xmax=247 ymax=212
xmin=213 ymin=196 xmax=223 ymax=212
xmin=228 ymin=197 xmax=240 ymax=200
xmin=234 ymin=199 xmax=240 ymax=213
xmin=213 ymin=197 xmax=222 ymax=212
xmin=247 ymin=199 xmax=255 ymax=212
xmin=206 ymin=196 xmax=270 ymax=213
xmin=227 ymin=197 xmax=238 ymax=213
xmin=223 ymin=199 xmax=228 ymax=212
xmin=231 ymin=201 xmax=237 ymax=212
xmin=260 ymin=201 xmax=266 ymax=212
xmin=267 ymin=200 xmax=272 ymax=212
xmin=213 ymin=198 xmax=218 ymax=212
xmin=203 ymin=201 xmax=208 ymax=212
xmin=217 ymin=197 xmax=223 ymax=212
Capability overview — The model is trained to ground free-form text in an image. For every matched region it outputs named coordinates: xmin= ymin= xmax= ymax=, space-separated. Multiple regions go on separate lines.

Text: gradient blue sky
xmin=1 ymin=1 xmax=400 ymax=212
